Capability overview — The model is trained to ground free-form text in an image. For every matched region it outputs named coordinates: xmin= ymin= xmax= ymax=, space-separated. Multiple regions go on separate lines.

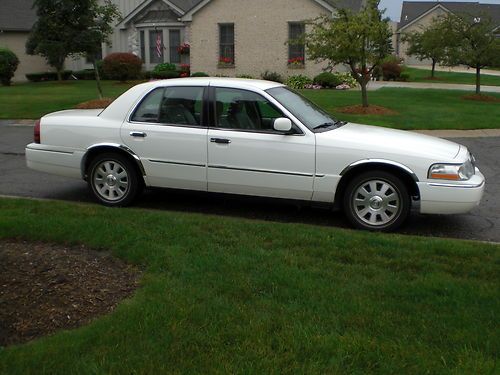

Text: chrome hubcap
xmin=93 ymin=161 xmax=129 ymax=201
xmin=352 ymin=179 xmax=401 ymax=226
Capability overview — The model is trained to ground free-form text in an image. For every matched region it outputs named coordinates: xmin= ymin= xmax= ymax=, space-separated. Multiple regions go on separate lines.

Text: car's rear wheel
xmin=88 ymin=153 xmax=141 ymax=207
xmin=343 ymin=170 xmax=410 ymax=231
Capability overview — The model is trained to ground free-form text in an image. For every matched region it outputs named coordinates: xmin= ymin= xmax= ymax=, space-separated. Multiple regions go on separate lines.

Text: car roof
xmin=144 ymin=77 xmax=285 ymax=91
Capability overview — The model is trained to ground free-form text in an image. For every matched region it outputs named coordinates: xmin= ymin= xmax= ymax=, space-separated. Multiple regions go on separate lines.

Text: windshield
xmin=266 ymin=86 xmax=341 ymax=131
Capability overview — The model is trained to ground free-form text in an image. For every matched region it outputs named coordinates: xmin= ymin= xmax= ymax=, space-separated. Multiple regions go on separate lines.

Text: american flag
xmin=156 ymin=32 xmax=162 ymax=58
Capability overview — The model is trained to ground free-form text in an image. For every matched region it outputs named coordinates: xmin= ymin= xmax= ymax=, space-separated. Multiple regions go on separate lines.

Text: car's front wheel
xmin=343 ymin=171 xmax=410 ymax=231
xmin=88 ymin=153 xmax=142 ymax=207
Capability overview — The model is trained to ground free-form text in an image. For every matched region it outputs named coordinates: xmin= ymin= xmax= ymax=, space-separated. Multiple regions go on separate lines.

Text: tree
xmin=402 ymin=22 xmax=448 ymax=78
xmin=305 ymin=0 xmax=392 ymax=107
xmin=439 ymin=13 xmax=500 ymax=95
xmin=27 ymin=0 xmax=83 ymax=80
xmin=71 ymin=0 xmax=120 ymax=98
xmin=27 ymin=0 xmax=120 ymax=90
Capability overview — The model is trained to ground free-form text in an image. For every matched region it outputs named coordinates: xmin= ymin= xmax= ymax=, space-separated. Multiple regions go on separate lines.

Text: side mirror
xmin=273 ymin=117 xmax=293 ymax=133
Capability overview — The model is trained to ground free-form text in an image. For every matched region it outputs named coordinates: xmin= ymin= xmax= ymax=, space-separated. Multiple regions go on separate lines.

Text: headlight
xmin=428 ymin=159 xmax=475 ymax=181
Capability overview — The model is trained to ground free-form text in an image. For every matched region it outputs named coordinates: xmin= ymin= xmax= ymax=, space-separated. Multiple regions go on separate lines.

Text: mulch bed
xmin=74 ymin=98 xmax=114 ymax=109
xmin=0 ymin=240 xmax=140 ymax=347
xmin=336 ymin=105 xmax=398 ymax=115
xmin=462 ymin=94 xmax=500 ymax=103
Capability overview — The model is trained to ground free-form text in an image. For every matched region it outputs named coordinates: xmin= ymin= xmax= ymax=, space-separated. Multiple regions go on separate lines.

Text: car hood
xmin=317 ymin=123 xmax=461 ymax=161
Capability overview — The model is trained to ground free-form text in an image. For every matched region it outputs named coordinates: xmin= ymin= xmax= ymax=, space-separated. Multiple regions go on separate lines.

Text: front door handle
xmin=130 ymin=131 xmax=147 ymax=138
xmin=210 ymin=138 xmax=231 ymax=144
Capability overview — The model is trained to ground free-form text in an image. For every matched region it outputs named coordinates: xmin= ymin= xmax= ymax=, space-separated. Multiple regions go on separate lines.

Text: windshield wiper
xmin=313 ymin=122 xmax=335 ymax=130
xmin=313 ymin=120 xmax=346 ymax=130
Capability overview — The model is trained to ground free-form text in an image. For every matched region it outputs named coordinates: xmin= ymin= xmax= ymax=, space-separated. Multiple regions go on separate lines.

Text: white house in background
xmin=69 ymin=0 xmax=367 ymax=77
xmin=0 ymin=0 xmax=51 ymax=81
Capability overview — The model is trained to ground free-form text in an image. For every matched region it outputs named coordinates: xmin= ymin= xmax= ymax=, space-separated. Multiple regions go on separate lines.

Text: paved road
xmin=1 ymin=124 xmax=498 ymax=243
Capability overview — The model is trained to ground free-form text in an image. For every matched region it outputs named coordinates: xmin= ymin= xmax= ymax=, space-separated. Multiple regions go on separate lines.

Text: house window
xmin=288 ymin=22 xmax=305 ymax=66
xmin=149 ymin=29 xmax=164 ymax=64
xmin=140 ymin=30 xmax=146 ymax=62
xmin=219 ymin=23 xmax=234 ymax=65
xmin=169 ymin=29 xmax=181 ymax=64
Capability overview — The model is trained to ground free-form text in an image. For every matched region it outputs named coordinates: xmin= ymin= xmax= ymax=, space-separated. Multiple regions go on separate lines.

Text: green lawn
xmin=302 ymin=88 xmax=500 ymax=130
xmin=1 ymin=80 xmax=500 ymax=130
xmin=0 ymin=80 xmax=137 ymax=119
xmin=0 ymin=198 xmax=498 ymax=374
xmin=403 ymin=67 xmax=500 ymax=87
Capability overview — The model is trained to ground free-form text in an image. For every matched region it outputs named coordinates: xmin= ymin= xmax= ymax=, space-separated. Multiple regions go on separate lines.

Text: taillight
xmin=34 ymin=119 xmax=41 ymax=143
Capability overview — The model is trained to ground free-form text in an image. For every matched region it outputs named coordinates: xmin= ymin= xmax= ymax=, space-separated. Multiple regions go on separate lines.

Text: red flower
xmin=177 ymin=43 xmax=190 ymax=55
xmin=288 ymin=57 xmax=304 ymax=65
xmin=219 ymin=57 xmax=233 ymax=64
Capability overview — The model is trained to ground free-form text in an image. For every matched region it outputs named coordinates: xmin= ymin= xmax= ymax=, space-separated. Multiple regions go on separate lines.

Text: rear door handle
xmin=210 ymin=138 xmax=231 ymax=144
xmin=130 ymin=131 xmax=147 ymax=138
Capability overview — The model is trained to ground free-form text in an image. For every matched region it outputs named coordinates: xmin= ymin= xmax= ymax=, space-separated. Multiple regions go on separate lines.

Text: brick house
xmin=70 ymin=0 xmax=366 ymax=77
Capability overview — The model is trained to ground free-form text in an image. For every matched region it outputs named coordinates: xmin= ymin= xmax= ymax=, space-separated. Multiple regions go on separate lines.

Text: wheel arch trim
xmin=339 ymin=159 xmax=419 ymax=182
xmin=81 ymin=143 xmax=146 ymax=179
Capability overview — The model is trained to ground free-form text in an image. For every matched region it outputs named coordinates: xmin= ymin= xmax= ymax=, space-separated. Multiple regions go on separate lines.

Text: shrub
xmin=102 ymin=53 xmax=142 ymax=82
xmin=153 ymin=63 xmax=177 ymax=73
xmin=150 ymin=70 xmax=181 ymax=79
xmin=313 ymin=72 xmax=342 ymax=88
xmin=26 ymin=71 xmax=72 ymax=82
xmin=261 ymin=71 xmax=283 ymax=83
xmin=382 ymin=61 xmax=402 ymax=81
xmin=286 ymin=75 xmax=312 ymax=89
xmin=0 ymin=48 xmax=20 ymax=86
xmin=399 ymin=73 xmax=410 ymax=82
xmin=191 ymin=72 xmax=209 ymax=77
xmin=73 ymin=69 xmax=96 ymax=80
xmin=334 ymin=72 xmax=357 ymax=88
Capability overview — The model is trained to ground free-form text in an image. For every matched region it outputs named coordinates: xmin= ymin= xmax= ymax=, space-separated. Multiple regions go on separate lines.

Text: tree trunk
xmin=475 ymin=66 xmax=481 ymax=95
xmin=92 ymin=59 xmax=103 ymax=99
xmin=360 ymin=80 xmax=369 ymax=108
xmin=56 ymin=68 xmax=62 ymax=81
xmin=431 ymin=59 xmax=436 ymax=78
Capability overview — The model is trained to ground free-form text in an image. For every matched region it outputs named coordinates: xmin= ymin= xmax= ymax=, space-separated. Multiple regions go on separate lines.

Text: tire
xmin=343 ymin=170 xmax=411 ymax=231
xmin=88 ymin=152 xmax=142 ymax=207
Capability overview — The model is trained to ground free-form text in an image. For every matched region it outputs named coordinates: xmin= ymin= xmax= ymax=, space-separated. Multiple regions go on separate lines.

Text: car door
xmin=207 ymin=86 xmax=315 ymax=200
xmin=121 ymin=85 xmax=208 ymax=191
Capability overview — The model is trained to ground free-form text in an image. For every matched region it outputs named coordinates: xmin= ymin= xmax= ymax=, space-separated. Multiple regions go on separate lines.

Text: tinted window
xmin=131 ymin=88 xmax=164 ymax=123
xmin=132 ymin=87 xmax=204 ymax=126
xmin=214 ymin=88 xmax=286 ymax=132
xmin=159 ymin=86 xmax=204 ymax=126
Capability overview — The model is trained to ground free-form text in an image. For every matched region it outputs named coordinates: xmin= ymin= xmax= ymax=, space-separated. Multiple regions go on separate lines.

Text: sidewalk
xmin=407 ymin=65 xmax=500 ymax=77
xmin=367 ymin=81 xmax=500 ymax=93
xmin=0 ymin=119 xmax=36 ymax=126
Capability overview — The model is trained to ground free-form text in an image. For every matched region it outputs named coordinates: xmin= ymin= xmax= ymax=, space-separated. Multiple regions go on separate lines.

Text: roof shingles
xmin=0 ymin=0 xmax=37 ymax=31
xmin=399 ymin=1 xmax=500 ymax=30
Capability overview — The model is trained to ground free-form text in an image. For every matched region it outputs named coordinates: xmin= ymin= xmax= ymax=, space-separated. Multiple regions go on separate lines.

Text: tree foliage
xmin=402 ymin=22 xmax=448 ymax=78
xmin=439 ymin=13 xmax=500 ymax=94
xmin=0 ymin=48 xmax=20 ymax=86
xmin=27 ymin=0 xmax=120 ymax=88
xmin=305 ymin=0 xmax=392 ymax=107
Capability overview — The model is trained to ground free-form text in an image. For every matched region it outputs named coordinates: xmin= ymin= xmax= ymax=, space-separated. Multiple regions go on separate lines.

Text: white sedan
xmin=26 ymin=78 xmax=485 ymax=231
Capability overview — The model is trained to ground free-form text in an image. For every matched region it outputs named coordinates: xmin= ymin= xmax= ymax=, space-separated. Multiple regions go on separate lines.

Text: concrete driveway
xmin=1 ymin=123 xmax=498 ymax=243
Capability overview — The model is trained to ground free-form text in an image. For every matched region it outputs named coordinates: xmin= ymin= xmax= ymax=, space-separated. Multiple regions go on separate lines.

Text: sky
xmin=378 ymin=0 xmax=500 ymax=21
